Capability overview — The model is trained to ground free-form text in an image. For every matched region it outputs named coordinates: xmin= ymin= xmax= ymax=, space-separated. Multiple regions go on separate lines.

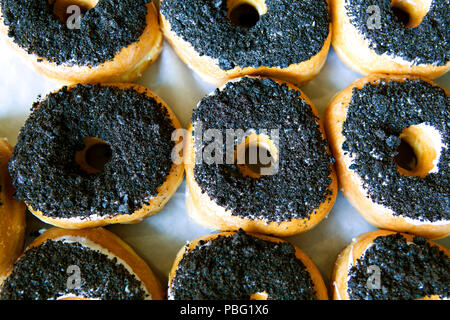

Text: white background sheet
xmin=0 ymin=29 xmax=448 ymax=289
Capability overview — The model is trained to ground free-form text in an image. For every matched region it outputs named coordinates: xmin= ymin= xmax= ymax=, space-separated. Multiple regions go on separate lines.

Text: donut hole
xmin=75 ymin=137 xmax=112 ymax=174
xmin=227 ymin=0 xmax=267 ymax=28
xmin=394 ymin=125 xmax=441 ymax=178
xmin=50 ymin=0 xmax=98 ymax=24
xmin=394 ymin=139 xmax=417 ymax=171
xmin=229 ymin=4 xmax=260 ymax=28
xmin=242 ymin=145 xmax=273 ymax=175
xmin=390 ymin=0 xmax=432 ymax=28
xmin=235 ymin=133 xmax=278 ymax=179
xmin=85 ymin=143 xmax=112 ymax=172
xmin=391 ymin=6 xmax=411 ymax=26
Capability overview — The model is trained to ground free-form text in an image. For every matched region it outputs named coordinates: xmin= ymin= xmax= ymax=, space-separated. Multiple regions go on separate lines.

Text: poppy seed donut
xmin=168 ymin=230 xmax=328 ymax=300
xmin=185 ymin=77 xmax=337 ymax=237
xmin=160 ymin=0 xmax=331 ymax=86
xmin=0 ymin=227 xmax=164 ymax=300
xmin=0 ymin=0 xmax=162 ymax=84
xmin=332 ymin=0 xmax=450 ymax=78
xmin=9 ymin=83 xmax=184 ymax=229
xmin=331 ymin=230 xmax=450 ymax=300
xmin=325 ymin=74 xmax=450 ymax=239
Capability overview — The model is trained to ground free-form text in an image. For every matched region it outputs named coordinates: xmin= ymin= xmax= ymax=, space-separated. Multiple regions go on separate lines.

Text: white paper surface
xmin=0 ymin=37 xmax=448 ymax=288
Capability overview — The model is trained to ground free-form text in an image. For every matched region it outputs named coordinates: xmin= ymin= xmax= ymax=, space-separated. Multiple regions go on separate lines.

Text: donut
xmin=331 ymin=230 xmax=449 ymax=300
xmin=332 ymin=0 xmax=450 ymax=78
xmin=160 ymin=0 xmax=331 ymax=86
xmin=0 ymin=0 xmax=162 ymax=84
xmin=0 ymin=139 xmax=26 ymax=281
xmin=325 ymin=74 xmax=450 ymax=239
xmin=168 ymin=230 xmax=328 ymax=300
xmin=185 ymin=77 xmax=337 ymax=237
xmin=9 ymin=83 xmax=184 ymax=229
xmin=0 ymin=227 xmax=164 ymax=300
